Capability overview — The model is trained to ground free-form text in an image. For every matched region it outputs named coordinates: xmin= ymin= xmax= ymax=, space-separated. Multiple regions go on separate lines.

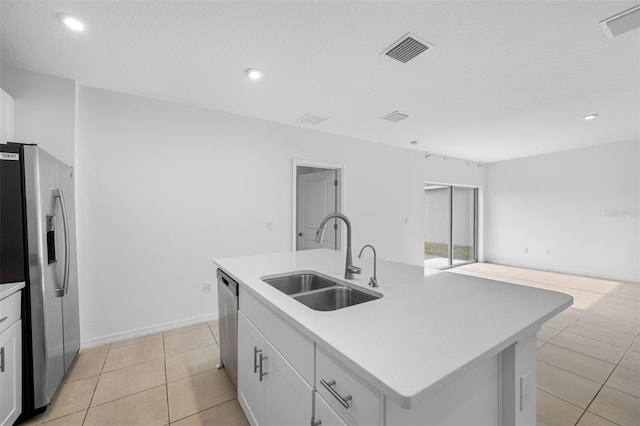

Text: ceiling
xmin=1 ymin=1 xmax=639 ymax=163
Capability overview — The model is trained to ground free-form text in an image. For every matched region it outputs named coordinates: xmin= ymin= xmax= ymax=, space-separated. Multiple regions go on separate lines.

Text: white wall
xmin=0 ymin=66 xmax=76 ymax=165
xmin=0 ymin=88 xmax=15 ymax=142
xmin=484 ymin=140 xmax=640 ymax=282
xmin=76 ymin=86 xmax=484 ymax=346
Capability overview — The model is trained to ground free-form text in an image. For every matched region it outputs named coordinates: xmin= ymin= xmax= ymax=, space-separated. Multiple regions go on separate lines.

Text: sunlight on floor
xmin=444 ymin=263 xmax=622 ymax=310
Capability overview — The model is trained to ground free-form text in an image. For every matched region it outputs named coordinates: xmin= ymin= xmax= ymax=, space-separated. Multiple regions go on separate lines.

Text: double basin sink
xmin=261 ymin=272 xmax=381 ymax=311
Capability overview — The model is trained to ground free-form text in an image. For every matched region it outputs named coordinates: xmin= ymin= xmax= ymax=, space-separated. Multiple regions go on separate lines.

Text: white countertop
xmin=214 ymin=249 xmax=572 ymax=408
xmin=0 ymin=282 xmax=25 ymax=300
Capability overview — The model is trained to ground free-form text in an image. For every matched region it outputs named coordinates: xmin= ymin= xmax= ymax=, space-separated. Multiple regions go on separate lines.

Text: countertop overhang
xmin=213 ymin=249 xmax=572 ymax=408
xmin=0 ymin=281 xmax=25 ymax=300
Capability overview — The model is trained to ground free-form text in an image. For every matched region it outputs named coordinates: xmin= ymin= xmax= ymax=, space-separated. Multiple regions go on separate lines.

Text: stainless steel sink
xmin=262 ymin=273 xmax=336 ymax=295
xmin=261 ymin=272 xmax=382 ymax=311
xmin=293 ymin=287 xmax=380 ymax=311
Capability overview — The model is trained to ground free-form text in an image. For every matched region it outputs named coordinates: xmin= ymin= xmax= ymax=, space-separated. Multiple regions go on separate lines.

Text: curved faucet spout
xmin=358 ymin=244 xmax=378 ymax=287
xmin=315 ymin=213 xmax=360 ymax=279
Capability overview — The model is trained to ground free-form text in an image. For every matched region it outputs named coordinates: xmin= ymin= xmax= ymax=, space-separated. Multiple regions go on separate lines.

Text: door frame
xmin=292 ymin=159 xmax=345 ymax=251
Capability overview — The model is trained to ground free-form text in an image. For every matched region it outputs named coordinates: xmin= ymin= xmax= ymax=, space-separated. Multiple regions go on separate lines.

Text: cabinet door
xmin=238 ymin=312 xmax=313 ymax=426
xmin=314 ymin=391 xmax=348 ymax=426
xmin=263 ymin=338 xmax=313 ymax=426
xmin=0 ymin=319 xmax=22 ymax=426
xmin=238 ymin=313 xmax=267 ymax=425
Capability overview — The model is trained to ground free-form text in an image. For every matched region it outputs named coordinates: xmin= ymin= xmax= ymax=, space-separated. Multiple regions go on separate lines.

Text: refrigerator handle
xmin=53 ymin=188 xmax=71 ymax=296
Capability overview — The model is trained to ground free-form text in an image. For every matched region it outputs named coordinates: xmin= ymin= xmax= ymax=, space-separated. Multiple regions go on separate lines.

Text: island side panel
xmin=501 ymin=332 xmax=537 ymax=426
xmin=385 ymin=352 xmax=500 ymax=425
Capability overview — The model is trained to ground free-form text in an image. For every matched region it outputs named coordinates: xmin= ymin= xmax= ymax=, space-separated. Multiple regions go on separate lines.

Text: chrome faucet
xmin=315 ymin=213 xmax=361 ymax=279
xmin=358 ymin=244 xmax=378 ymax=287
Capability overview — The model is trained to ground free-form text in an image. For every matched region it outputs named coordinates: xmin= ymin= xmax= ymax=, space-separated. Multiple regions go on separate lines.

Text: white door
xmin=297 ymin=170 xmax=339 ymax=250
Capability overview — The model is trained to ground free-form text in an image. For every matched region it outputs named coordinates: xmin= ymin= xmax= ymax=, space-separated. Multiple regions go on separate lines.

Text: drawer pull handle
xmin=320 ymin=379 xmax=352 ymax=409
xmin=0 ymin=347 xmax=4 ymax=373
xmin=0 ymin=316 xmax=8 ymax=324
xmin=253 ymin=347 xmax=262 ymax=373
xmin=259 ymin=353 xmax=268 ymax=381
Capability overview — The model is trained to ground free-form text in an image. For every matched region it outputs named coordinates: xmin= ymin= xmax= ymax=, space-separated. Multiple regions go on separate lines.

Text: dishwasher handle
xmin=217 ymin=269 xmax=238 ymax=295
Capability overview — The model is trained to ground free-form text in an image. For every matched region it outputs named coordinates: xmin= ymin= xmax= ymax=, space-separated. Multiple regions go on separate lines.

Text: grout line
xmin=80 ymin=343 xmax=112 ymax=425
xmin=84 ymin=383 xmax=167 ymax=410
xmin=163 ymin=331 xmax=171 ymax=425
xmin=540 ymin=342 xmax=619 ymax=368
xmin=537 ymin=359 xmax=602 ymax=388
xmin=572 ymin=338 xmax=639 ymax=425
xmin=168 ymin=396 xmax=237 ymax=425
xmin=100 ymin=354 xmax=166 ymax=375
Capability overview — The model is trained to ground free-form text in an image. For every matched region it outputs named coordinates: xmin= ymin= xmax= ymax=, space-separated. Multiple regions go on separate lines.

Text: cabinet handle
xmin=0 ymin=316 xmax=8 ymax=324
xmin=259 ymin=353 xmax=268 ymax=381
xmin=0 ymin=347 xmax=4 ymax=373
xmin=320 ymin=379 xmax=352 ymax=409
xmin=253 ymin=347 xmax=262 ymax=373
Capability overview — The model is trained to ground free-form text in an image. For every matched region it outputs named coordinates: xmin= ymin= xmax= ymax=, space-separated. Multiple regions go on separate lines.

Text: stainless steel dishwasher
xmin=217 ymin=268 xmax=238 ymax=389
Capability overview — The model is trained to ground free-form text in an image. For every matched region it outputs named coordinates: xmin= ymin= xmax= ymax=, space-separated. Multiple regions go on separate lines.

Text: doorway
xmin=424 ymin=183 xmax=478 ymax=269
xmin=293 ymin=161 xmax=343 ymax=251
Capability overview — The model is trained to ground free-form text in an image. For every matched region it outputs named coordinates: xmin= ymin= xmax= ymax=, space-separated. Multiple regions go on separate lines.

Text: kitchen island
xmin=213 ymin=249 xmax=572 ymax=425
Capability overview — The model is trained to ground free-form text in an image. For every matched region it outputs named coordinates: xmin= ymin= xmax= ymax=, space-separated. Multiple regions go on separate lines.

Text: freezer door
xmin=23 ymin=146 xmax=78 ymax=408
xmin=57 ymin=161 xmax=80 ymax=373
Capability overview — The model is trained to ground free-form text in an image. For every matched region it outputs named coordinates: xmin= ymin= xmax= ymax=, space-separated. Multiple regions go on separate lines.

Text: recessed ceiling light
xmin=245 ymin=68 xmax=264 ymax=80
xmin=583 ymin=114 xmax=599 ymax=120
xmin=57 ymin=13 xmax=84 ymax=31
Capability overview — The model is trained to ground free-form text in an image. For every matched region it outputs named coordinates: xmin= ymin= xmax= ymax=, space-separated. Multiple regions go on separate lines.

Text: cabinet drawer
xmin=0 ymin=291 xmax=21 ymax=334
xmin=316 ymin=347 xmax=381 ymax=426
xmin=239 ymin=289 xmax=314 ymax=384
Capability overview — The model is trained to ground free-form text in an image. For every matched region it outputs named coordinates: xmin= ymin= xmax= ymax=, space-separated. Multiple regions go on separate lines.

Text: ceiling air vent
xmin=382 ymin=32 xmax=433 ymax=63
xmin=297 ymin=113 xmax=328 ymax=125
xmin=600 ymin=4 xmax=640 ymax=38
xmin=381 ymin=111 xmax=411 ymax=123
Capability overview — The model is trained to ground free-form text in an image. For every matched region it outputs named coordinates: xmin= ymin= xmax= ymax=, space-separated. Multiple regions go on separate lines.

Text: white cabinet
xmin=238 ymin=312 xmax=312 ymax=426
xmin=316 ymin=347 xmax=381 ymax=426
xmin=1 ymin=290 xmax=22 ymax=426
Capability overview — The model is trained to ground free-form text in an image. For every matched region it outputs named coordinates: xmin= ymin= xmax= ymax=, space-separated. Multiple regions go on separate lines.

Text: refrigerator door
xmin=23 ymin=146 xmax=77 ymax=408
xmin=57 ymin=161 xmax=80 ymax=373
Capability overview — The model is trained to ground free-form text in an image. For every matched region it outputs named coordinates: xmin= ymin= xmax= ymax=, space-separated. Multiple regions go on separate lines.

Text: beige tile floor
xmin=452 ymin=263 xmax=640 ymax=426
xmin=23 ymin=320 xmax=249 ymax=426
xmin=22 ymin=264 xmax=639 ymax=425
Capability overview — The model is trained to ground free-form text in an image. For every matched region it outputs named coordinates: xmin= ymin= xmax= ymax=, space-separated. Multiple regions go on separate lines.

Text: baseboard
xmin=483 ymin=258 xmax=640 ymax=283
xmin=80 ymin=311 xmax=219 ymax=349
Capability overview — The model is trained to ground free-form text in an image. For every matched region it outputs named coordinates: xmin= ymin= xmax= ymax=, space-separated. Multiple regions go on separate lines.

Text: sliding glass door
xmin=424 ymin=185 xmax=478 ymax=269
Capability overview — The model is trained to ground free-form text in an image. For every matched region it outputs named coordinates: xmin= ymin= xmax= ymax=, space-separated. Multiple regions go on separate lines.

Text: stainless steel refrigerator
xmin=0 ymin=143 xmax=80 ymax=420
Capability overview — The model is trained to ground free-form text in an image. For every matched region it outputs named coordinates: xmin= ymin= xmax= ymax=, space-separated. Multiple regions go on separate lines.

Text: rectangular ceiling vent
xmin=381 ymin=111 xmax=411 ymax=123
xmin=600 ymin=4 xmax=640 ymax=38
xmin=297 ymin=113 xmax=328 ymax=125
xmin=382 ymin=32 xmax=433 ymax=63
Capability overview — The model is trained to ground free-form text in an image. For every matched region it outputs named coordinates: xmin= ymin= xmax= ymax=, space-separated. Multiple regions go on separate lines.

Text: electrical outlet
xmin=520 ymin=371 xmax=533 ymax=410
xmin=523 ymin=247 xmax=528 ymax=254
xmin=267 ymin=220 xmax=274 ymax=231
xmin=546 ymin=249 xmax=551 ymax=255
xmin=203 ymin=282 xmax=213 ymax=294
